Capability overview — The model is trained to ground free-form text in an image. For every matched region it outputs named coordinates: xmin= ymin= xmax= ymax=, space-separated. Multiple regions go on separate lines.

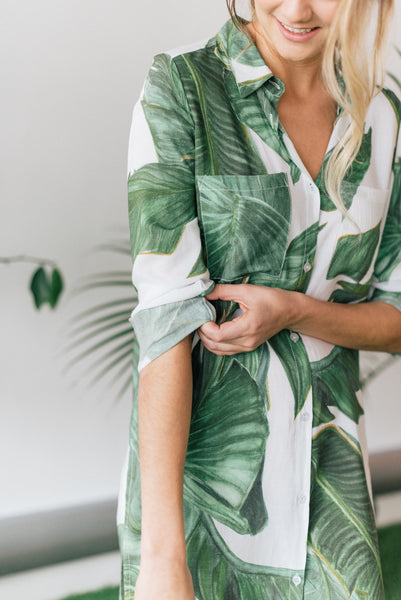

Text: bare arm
xmin=291 ymin=293 xmax=401 ymax=353
xmin=138 ymin=334 xmax=193 ymax=560
xmin=133 ymin=334 xmax=196 ymax=599
xmin=198 ymin=284 xmax=401 ymax=354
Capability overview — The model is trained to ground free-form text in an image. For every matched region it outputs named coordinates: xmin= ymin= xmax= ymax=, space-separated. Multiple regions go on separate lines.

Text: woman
xmin=117 ymin=0 xmax=401 ymax=598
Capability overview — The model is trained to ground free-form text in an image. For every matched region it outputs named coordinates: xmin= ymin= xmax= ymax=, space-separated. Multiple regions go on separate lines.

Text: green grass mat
xmin=378 ymin=522 xmax=401 ymax=600
xmin=59 ymin=586 xmax=119 ymax=600
xmin=60 ymin=523 xmax=401 ymax=600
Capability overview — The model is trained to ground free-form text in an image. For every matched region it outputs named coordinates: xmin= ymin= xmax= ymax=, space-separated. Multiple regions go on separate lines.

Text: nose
xmin=282 ymin=0 xmax=314 ymax=24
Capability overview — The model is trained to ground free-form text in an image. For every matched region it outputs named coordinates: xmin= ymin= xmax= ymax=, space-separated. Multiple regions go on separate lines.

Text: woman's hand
xmin=198 ymin=283 xmax=298 ymax=355
xmin=199 ymin=283 xmax=401 ymax=354
xmin=134 ymin=556 xmax=196 ymax=600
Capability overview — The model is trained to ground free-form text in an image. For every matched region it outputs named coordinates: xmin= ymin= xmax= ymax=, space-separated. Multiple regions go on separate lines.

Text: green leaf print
xmin=326 ymin=224 xmax=381 ymax=281
xmin=197 ymin=173 xmax=291 ymax=281
xmin=249 ymin=222 xmax=326 ymax=293
xmin=184 ymin=360 xmax=269 ymax=535
xmin=382 ymin=87 xmax=401 ymax=129
xmin=188 ymin=247 xmax=207 ymax=278
xmin=233 ymin=341 xmax=271 ymax=405
xmin=186 ymin=512 xmax=304 ymax=600
xmin=176 ymin=50 xmax=268 ymax=176
xmin=329 ymin=280 xmax=371 ymax=303
xmin=141 ymin=53 xmax=196 ymax=167
xmin=128 ymin=163 xmax=196 ymax=260
xmin=269 ymin=330 xmax=312 ymax=417
xmin=372 ymin=159 xmax=401 ymax=281
xmin=319 ymin=129 xmax=372 ymax=212
xmin=223 ymin=68 xmax=302 ymax=184
xmin=311 ymin=346 xmax=363 ymax=426
xmin=308 ymin=426 xmax=384 ymax=599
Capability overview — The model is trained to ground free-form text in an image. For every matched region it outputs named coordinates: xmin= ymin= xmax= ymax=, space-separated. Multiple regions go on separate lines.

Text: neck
xmin=247 ymin=22 xmax=325 ymax=98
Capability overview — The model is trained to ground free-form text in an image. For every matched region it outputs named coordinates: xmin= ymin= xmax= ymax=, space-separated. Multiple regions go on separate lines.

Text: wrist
xmin=141 ymin=535 xmax=187 ymax=563
xmin=285 ymin=291 xmax=310 ymax=332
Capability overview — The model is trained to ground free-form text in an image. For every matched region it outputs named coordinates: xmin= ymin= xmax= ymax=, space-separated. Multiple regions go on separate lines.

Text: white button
xmin=297 ymin=494 xmax=307 ymax=504
xmin=303 ymin=261 xmax=311 ymax=273
xmin=290 ymin=332 xmax=299 ymax=343
xmin=301 ymin=412 xmax=310 ymax=422
xmin=292 ymin=574 xmax=302 ymax=586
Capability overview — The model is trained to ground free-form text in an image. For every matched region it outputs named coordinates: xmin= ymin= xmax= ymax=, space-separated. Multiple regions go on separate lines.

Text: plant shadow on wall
xmin=60 ymin=232 xmax=139 ymax=402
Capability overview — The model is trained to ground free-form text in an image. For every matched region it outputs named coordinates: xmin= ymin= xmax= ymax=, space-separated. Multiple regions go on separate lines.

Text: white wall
xmin=1 ymin=0 xmax=400 ymax=519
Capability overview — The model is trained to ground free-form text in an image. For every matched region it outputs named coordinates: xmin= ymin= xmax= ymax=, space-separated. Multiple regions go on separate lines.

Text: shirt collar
xmin=210 ymin=18 xmax=285 ymax=101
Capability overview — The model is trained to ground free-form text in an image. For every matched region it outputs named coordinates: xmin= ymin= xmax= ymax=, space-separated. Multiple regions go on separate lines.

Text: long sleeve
xmin=127 ymin=53 xmax=215 ymax=371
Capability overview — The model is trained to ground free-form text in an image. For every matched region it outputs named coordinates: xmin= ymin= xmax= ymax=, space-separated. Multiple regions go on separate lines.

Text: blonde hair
xmin=226 ymin=0 xmax=394 ymax=214
xmin=323 ymin=0 xmax=393 ymax=214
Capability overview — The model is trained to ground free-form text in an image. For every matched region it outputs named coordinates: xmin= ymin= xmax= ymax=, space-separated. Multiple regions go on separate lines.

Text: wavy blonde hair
xmin=226 ymin=0 xmax=394 ymax=214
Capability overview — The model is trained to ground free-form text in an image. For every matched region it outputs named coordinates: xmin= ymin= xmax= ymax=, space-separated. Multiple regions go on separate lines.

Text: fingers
xmin=197 ymin=329 xmax=250 ymax=355
xmin=205 ymin=283 xmax=247 ymax=303
xmin=198 ymin=314 xmax=261 ymax=355
xmin=199 ymin=314 xmax=249 ymax=344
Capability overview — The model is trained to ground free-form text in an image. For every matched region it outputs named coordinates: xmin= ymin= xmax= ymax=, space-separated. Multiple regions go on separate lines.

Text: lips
xmin=281 ymin=22 xmax=317 ymax=34
xmin=275 ymin=17 xmax=321 ymax=42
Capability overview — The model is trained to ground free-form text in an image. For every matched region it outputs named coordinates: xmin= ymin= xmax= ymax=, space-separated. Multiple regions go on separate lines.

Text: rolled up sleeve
xmin=127 ymin=53 xmax=215 ymax=371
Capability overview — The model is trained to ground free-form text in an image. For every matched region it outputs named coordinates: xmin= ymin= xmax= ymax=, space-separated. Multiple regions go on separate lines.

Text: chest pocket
xmin=196 ymin=173 xmax=291 ymax=282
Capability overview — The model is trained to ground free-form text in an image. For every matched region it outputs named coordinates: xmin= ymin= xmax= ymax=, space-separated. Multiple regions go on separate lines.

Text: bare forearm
xmin=138 ymin=335 xmax=193 ymax=560
xmin=291 ymin=295 xmax=401 ymax=353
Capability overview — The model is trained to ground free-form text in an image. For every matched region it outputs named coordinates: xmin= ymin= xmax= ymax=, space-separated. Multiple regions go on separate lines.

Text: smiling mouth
xmin=280 ymin=21 xmax=319 ymax=34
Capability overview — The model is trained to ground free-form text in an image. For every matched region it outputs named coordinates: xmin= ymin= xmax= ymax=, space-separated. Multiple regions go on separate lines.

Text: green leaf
xmin=311 ymin=346 xmax=363 ymax=426
xmin=140 ymin=53 xmax=195 ymax=167
xmin=49 ymin=268 xmax=63 ymax=307
xmin=128 ymin=163 xmax=196 ymax=260
xmin=30 ymin=267 xmax=49 ymax=308
xmin=177 ymin=51 xmax=268 ymax=176
xmin=188 ymin=247 xmax=207 ymax=278
xmin=327 ymin=224 xmax=381 ymax=281
xmin=319 ymin=129 xmax=372 ymax=212
xmin=329 ymin=280 xmax=371 ymax=303
xmin=30 ymin=266 xmax=63 ymax=309
xmin=309 ymin=426 xmax=384 ymax=598
xmin=269 ymin=330 xmax=312 ymax=417
xmin=186 ymin=513 xmax=304 ymax=600
xmin=197 ymin=173 xmax=290 ymax=281
xmin=184 ymin=359 xmax=269 ymax=535
xmin=250 ymin=222 xmax=326 ymax=293
xmin=373 ymin=160 xmax=401 ymax=281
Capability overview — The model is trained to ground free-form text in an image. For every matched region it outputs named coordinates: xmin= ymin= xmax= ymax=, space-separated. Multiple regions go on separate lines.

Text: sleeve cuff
xmin=129 ymin=296 xmax=216 ymax=371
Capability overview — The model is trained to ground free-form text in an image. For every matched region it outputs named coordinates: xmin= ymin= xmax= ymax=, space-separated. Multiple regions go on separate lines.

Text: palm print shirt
xmin=117 ymin=19 xmax=401 ymax=600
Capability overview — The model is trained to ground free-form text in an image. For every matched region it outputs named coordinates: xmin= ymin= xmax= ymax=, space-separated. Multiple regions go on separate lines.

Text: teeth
xmin=282 ymin=22 xmax=314 ymax=34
